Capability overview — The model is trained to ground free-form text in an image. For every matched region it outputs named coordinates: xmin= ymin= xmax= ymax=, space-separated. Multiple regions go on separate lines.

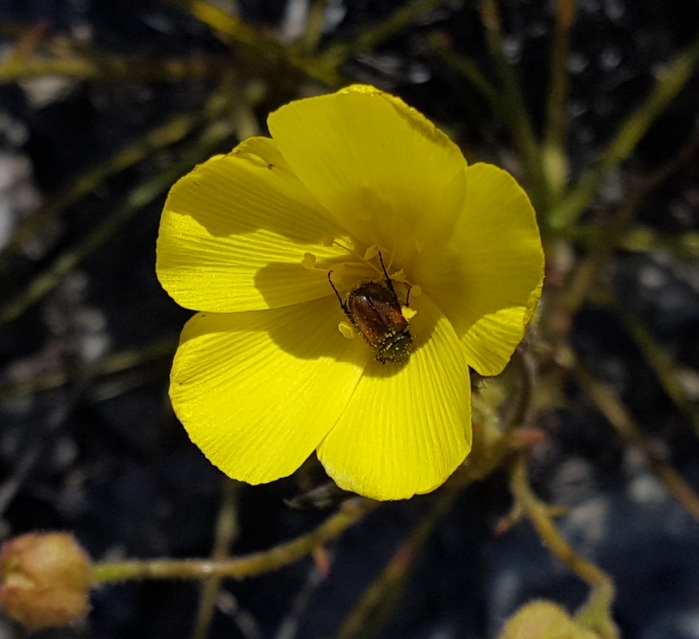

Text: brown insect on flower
xmin=328 ymin=252 xmax=413 ymax=364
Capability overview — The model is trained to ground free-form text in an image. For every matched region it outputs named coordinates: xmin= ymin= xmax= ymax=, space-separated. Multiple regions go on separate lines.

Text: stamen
xmin=302 ymin=253 xmax=317 ymax=270
xmin=363 ymin=245 xmax=379 ymax=261
xmin=330 ymin=240 xmax=382 ymax=277
xmin=401 ymin=306 xmax=417 ymax=321
xmin=331 ymin=238 xmax=355 ymax=255
xmin=330 ymin=268 xmax=345 ymax=286
xmin=389 ymin=268 xmax=406 ymax=282
xmin=322 ymin=235 xmax=335 ymax=247
xmin=338 ymin=321 xmax=357 ymax=339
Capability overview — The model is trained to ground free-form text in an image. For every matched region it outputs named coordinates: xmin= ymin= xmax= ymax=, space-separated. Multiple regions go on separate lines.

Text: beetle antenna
xmin=377 ymin=250 xmax=398 ymax=297
xmin=405 ymin=284 xmax=413 ymax=307
xmin=328 ymin=271 xmax=351 ymax=316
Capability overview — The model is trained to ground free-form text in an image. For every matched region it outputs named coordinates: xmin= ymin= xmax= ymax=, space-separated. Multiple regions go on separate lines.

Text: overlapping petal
xmin=157 ymin=137 xmax=347 ymax=313
xmin=267 ymin=85 xmax=468 ymax=262
xmin=170 ymin=297 xmax=368 ymax=484
xmin=413 ymin=163 xmax=544 ymax=376
xmin=317 ymin=295 xmax=471 ymax=500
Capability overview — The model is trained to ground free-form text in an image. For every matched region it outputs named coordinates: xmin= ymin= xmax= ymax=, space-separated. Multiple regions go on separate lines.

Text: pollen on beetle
xmin=302 ymin=253 xmax=317 ymax=270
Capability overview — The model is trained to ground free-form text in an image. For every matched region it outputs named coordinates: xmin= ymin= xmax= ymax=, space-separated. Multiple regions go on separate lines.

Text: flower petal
xmin=267 ymin=85 xmax=468 ymax=263
xmin=317 ymin=295 xmax=471 ymax=500
xmin=156 ymin=136 xmax=347 ymax=312
xmin=460 ymin=277 xmax=543 ymax=375
xmin=171 ymin=298 xmax=367 ymax=484
xmin=414 ymin=163 xmax=544 ymax=376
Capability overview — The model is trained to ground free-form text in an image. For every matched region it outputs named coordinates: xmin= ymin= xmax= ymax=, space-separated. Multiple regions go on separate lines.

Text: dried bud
xmin=498 ymin=600 xmax=599 ymax=639
xmin=0 ymin=532 xmax=92 ymax=629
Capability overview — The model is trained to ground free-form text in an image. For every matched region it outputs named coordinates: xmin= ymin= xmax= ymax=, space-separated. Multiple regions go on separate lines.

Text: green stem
xmin=92 ymin=498 xmax=378 ymax=583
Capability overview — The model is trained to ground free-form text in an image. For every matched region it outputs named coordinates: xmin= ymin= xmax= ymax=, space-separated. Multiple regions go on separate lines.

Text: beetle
xmin=328 ymin=252 xmax=413 ymax=364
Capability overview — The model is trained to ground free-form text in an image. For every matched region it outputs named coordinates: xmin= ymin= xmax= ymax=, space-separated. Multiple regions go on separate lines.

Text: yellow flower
xmin=156 ymin=85 xmax=544 ymax=501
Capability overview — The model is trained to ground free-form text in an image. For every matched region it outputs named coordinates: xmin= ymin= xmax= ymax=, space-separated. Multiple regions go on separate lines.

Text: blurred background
xmin=1 ymin=1 xmax=699 ymax=637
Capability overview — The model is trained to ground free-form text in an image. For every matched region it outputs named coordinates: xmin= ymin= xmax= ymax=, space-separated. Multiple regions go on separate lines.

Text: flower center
xmin=308 ymin=243 xmax=419 ymax=364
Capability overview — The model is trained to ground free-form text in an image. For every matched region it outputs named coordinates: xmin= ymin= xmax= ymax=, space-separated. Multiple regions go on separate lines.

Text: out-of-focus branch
xmin=550 ymin=34 xmax=699 ymax=230
xmin=542 ymin=0 xmax=576 ymax=200
xmin=191 ymin=479 xmax=241 ymax=639
xmin=510 ymin=455 xmax=618 ymax=639
xmin=574 ymin=361 xmax=699 ymax=523
xmin=333 ymin=484 xmax=464 ymax=639
xmin=479 ymin=0 xmax=548 ymax=215
xmin=610 ymin=299 xmax=699 ymax=438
